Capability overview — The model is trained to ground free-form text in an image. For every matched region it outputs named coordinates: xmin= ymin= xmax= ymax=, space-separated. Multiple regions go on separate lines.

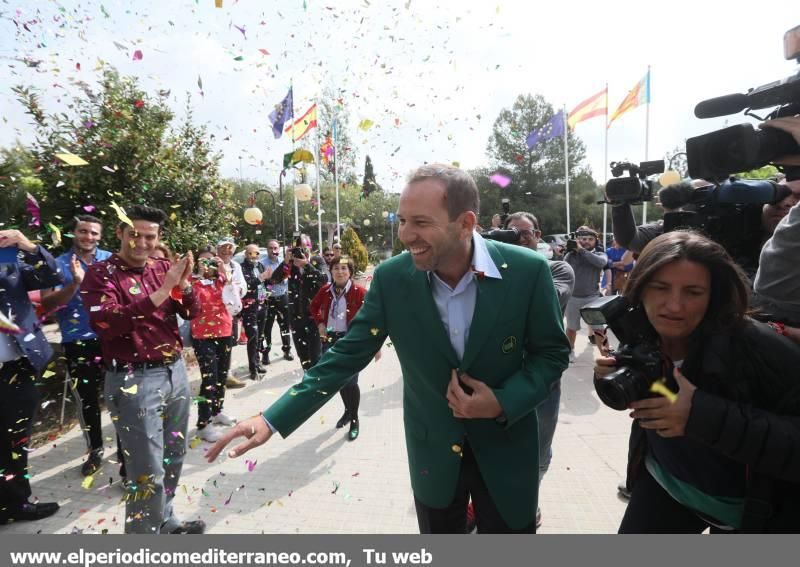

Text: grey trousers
xmin=104 ymin=359 xmax=190 ymax=534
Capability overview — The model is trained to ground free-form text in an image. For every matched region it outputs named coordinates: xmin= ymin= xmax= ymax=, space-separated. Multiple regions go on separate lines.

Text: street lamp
xmin=244 ymin=188 xmax=277 ymax=243
xmin=659 ymin=152 xmax=688 ymax=187
xmin=382 ymin=211 xmax=395 ymax=250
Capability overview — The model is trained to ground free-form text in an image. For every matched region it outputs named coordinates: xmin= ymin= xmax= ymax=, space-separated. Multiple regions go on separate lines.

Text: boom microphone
xmin=694 ymin=93 xmax=748 ymax=118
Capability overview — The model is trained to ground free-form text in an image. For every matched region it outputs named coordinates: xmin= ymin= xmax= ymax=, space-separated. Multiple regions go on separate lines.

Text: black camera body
xmin=604 ymin=160 xmax=665 ymax=205
xmin=580 ymin=295 xmax=663 ymax=411
xmin=291 ymin=247 xmax=306 ymax=259
xmin=481 ymin=198 xmax=521 ymax=243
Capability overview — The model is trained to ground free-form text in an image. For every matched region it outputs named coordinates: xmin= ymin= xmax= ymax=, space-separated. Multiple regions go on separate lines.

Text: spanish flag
xmin=285 ymin=103 xmax=318 ymax=141
xmin=567 ymin=88 xmax=607 ymax=129
xmin=608 ymin=71 xmax=651 ymax=128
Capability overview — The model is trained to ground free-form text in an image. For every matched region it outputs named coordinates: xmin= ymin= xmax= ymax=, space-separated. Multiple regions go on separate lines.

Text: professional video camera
xmin=481 ymin=198 xmax=522 ymax=243
xmin=579 ymin=295 xmax=663 ymax=411
xmin=603 ymin=160 xmax=665 ymax=205
xmin=661 ymin=178 xmax=789 ymax=270
xmin=687 ymin=25 xmax=800 ymax=180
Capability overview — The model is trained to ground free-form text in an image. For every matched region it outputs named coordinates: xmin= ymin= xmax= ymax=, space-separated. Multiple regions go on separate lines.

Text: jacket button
xmin=451 ymin=444 xmax=462 ymax=454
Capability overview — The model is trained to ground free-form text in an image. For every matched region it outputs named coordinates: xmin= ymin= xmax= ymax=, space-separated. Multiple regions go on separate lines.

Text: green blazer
xmin=264 ymin=239 xmax=570 ymax=529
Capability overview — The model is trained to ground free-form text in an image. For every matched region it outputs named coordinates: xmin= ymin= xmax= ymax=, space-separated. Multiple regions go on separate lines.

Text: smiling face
xmin=73 ymin=221 xmax=102 ymax=255
xmin=116 ymin=220 xmax=161 ymax=267
xmin=397 ymin=179 xmax=473 ymax=274
xmin=507 ymin=217 xmax=540 ymax=250
xmin=267 ymin=240 xmax=280 ymax=260
xmin=641 ymin=259 xmax=711 ymax=346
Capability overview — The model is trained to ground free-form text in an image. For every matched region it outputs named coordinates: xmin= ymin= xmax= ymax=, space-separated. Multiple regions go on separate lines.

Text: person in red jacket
xmin=191 ymin=248 xmax=236 ymax=443
xmin=309 ymin=256 xmax=381 ymax=441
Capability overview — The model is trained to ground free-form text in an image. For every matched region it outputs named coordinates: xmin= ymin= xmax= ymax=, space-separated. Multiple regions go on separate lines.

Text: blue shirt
xmin=429 ymin=232 xmax=501 ymax=362
xmin=55 ymin=248 xmax=112 ymax=343
xmin=260 ymin=255 xmax=287 ymax=297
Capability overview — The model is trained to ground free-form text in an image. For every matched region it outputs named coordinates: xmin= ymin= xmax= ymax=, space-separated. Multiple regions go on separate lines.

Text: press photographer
xmin=587 ymin=231 xmax=800 ymax=533
xmin=563 ymin=226 xmax=607 ymax=363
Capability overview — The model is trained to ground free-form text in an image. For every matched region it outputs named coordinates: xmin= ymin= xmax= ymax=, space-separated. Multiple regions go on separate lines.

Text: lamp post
xmin=382 ymin=211 xmax=395 ymax=250
xmin=244 ymin=188 xmax=277 ymax=243
xmin=659 ymin=152 xmax=688 ymax=187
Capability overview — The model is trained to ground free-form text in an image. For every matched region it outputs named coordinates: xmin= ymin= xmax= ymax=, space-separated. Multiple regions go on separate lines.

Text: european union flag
xmin=269 ymin=87 xmax=293 ymax=139
xmin=526 ymin=111 xmax=565 ymax=150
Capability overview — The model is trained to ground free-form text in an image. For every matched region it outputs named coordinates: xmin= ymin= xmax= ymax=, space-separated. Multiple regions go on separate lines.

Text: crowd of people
xmin=2 ymin=122 xmax=800 ymax=534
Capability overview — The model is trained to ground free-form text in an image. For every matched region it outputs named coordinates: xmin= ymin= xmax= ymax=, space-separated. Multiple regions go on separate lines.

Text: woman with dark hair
xmin=595 ymin=230 xmax=800 ymax=533
xmin=309 ymin=256 xmax=381 ymax=441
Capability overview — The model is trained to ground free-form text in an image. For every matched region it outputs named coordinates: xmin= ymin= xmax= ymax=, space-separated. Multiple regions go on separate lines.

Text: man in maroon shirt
xmin=82 ymin=205 xmax=203 ymax=534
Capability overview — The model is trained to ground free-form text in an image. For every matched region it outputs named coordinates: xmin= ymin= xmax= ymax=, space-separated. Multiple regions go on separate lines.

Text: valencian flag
xmin=608 ymin=71 xmax=651 ymax=128
xmin=526 ymin=111 xmax=565 ymax=150
xmin=285 ymin=103 xmax=318 ymax=141
xmin=568 ymin=88 xmax=607 ymax=128
xmin=268 ymin=87 xmax=293 ymax=139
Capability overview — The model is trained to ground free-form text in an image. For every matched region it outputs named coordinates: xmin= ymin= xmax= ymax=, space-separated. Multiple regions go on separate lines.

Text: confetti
xmin=54 ymin=153 xmax=89 ymax=166
xmin=120 ymin=384 xmax=138 ymax=395
xmin=489 ymin=173 xmax=511 ymax=188
xmin=649 ymin=380 xmax=678 ymax=403
xmin=82 ymin=475 xmax=94 ymax=489
xmin=132 ymin=50 xmax=143 ymax=61
xmin=110 ymin=202 xmax=134 ymax=228
xmin=246 ymin=459 xmax=258 ymax=472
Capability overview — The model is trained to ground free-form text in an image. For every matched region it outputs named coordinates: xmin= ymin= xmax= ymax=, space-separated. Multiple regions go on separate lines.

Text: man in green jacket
xmin=207 ymin=164 xmax=570 ymax=533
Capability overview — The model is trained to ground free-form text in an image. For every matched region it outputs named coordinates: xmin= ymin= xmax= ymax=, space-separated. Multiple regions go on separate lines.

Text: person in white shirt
xmin=216 ymin=238 xmax=247 ymax=389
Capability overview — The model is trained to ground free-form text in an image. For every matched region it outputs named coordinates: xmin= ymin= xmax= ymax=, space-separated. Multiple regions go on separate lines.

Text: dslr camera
xmin=688 ymin=25 xmax=800 ymax=180
xmin=579 ymin=295 xmax=663 ymax=411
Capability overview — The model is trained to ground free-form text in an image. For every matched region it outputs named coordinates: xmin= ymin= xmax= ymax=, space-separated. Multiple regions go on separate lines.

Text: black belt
xmin=107 ymin=359 xmax=178 ymax=372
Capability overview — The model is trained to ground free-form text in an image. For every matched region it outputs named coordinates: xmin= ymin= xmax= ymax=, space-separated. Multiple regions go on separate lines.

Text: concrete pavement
xmin=0 ymin=326 xmax=630 ymax=534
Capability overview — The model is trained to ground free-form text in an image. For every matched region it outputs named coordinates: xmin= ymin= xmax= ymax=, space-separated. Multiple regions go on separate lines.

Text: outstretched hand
xmin=205 ymin=415 xmax=273 ymax=462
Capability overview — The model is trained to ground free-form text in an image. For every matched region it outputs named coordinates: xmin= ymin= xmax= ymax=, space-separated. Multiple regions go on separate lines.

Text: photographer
xmin=564 ymin=226 xmax=608 ymax=362
xmin=269 ymin=244 xmax=327 ymax=370
xmin=594 ymin=231 xmax=800 ymax=533
xmin=504 ymin=211 xmax=574 ymax=527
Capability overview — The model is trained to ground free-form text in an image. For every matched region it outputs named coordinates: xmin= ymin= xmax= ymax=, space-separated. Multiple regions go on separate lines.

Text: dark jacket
xmin=269 ymin=258 xmax=326 ymax=321
xmin=626 ymin=318 xmax=800 ymax=532
xmin=240 ymin=259 xmax=266 ymax=306
xmin=0 ymin=246 xmax=62 ymax=373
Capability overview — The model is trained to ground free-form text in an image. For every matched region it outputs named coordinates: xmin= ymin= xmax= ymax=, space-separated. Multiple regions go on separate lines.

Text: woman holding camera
xmin=309 ymin=256 xmax=381 ymax=441
xmin=595 ymin=231 xmax=800 ymax=533
xmin=191 ymin=249 xmax=237 ymax=442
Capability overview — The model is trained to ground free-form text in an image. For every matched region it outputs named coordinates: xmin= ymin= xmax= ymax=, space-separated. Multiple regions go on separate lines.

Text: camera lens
xmin=594 ymin=367 xmax=645 ymax=411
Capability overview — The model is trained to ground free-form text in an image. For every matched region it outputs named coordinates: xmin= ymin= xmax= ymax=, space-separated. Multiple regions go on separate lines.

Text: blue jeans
xmin=536 ymin=380 xmax=561 ymax=484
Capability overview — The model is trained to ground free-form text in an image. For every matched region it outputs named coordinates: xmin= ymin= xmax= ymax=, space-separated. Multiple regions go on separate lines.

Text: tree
xmin=317 ymin=90 xmax=358 ymax=185
xmin=484 ymin=94 xmax=602 ymax=233
xmin=12 ymin=68 xmax=237 ymax=253
xmin=0 ymin=145 xmax=42 ymax=231
xmin=340 ymin=226 xmax=368 ymax=273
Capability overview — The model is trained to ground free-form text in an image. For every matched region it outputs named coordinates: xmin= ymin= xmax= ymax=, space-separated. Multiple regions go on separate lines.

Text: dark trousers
xmin=414 ymin=442 xmax=537 ymax=534
xmin=64 ymin=339 xmax=105 ymax=451
xmin=324 ymin=332 xmax=359 ymax=420
xmin=0 ymin=358 xmax=39 ymax=521
xmin=619 ymin=467 xmax=733 ymax=533
xmin=290 ymin=315 xmax=321 ymax=371
xmin=262 ymin=294 xmax=291 ymax=357
xmin=194 ymin=337 xmax=230 ymax=427
xmin=242 ymin=302 xmax=267 ymax=373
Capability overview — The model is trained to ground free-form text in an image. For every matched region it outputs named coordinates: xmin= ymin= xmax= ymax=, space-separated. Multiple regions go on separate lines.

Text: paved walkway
xmin=1 ymin=326 xmax=630 ymax=534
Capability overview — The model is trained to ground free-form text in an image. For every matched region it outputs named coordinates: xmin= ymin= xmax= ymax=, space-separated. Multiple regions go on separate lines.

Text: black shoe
xmin=617 ymin=482 xmax=631 ymax=500
xmin=261 ymin=356 xmax=271 ymax=366
xmin=119 ymin=462 xmax=126 ymax=481
xmin=166 ymin=520 xmax=206 ymax=534
xmin=81 ymin=449 xmax=103 ymax=477
xmin=249 ymin=372 xmax=260 ymax=381
xmin=256 ymin=364 xmax=267 ymax=373
xmin=10 ymin=502 xmax=60 ymax=523
xmin=335 ymin=412 xmax=350 ymax=429
xmin=283 ymin=352 xmax=294 ymax=361
xmin=348 ymin=419 xmax=359 ymax=441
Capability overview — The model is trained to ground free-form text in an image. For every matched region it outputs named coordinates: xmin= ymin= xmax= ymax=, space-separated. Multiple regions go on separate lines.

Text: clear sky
xmin=1 ymin=0 xmax=796 ymax=192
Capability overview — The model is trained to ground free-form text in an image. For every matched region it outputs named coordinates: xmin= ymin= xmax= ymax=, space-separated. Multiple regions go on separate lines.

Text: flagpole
xmin=333 ymin=117 xmax=341 ymax=242
xmin=643 ymin=65 xmax=651 ymax=224
xmin=603 ymin=83 xmax=609 ymax=247
xmin=292 ymin=86 xmax=300 ymax=235
xmin=315 ymin=103 xmax=323 ymax=249
xmin=563 ymin=104 xmax=570 ymax=234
